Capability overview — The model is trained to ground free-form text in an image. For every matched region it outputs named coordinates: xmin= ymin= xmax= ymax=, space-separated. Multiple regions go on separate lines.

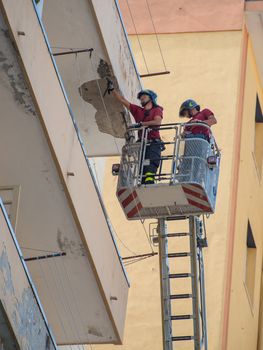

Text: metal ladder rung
xmin=171 ymin=314 xmax=193 ymax=320
xmin=172 ymin=336 xmax=194 ymax=341
xmin=166 ymin=232 xmax=190 ymax=238
xmin=167 ymin=252 xmax=191 ymax=258
xmin=170 ymin=293 xmax=192 ymax=300
xmin=169 ymin=273 xmax=193 ymax=279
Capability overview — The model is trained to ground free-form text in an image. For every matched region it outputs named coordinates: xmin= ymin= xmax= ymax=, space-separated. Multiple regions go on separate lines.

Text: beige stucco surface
xmin=92 ymin=30 xmax=242 ymax=350
xmin=42 ymin=0 xmax=141 ymax=157
xmin=246 ymin=11 xmax=263 ymax=88
xmin=227 ymin=40 xmax=263 ymax=350
xmin=0 ymin=203 xmax=56 ymax=349
xmin=0 ymin=0 xmax=129 ymax=344
xmin=118 ymin=0 xmax=244 ymax=34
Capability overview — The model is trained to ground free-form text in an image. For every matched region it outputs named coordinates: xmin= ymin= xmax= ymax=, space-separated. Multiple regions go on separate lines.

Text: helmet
xmin=137 ymin=89 xmax=158 ymax=106
xmin=179 ymin=99 xmax=200 ymax=116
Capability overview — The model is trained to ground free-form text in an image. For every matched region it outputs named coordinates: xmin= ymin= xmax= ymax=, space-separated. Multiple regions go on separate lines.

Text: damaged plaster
xmin=57 ymin=229 xmax=86 ymax=257
xmin=79 ymin=58 xmax=130 ymax=138
xmin=0 ymin=245 xmax=55 ymax=349
xmin=88 ymin=326 xmax=103 ymax=338
xmin=0 ymin=17 xmax=36 ymax=117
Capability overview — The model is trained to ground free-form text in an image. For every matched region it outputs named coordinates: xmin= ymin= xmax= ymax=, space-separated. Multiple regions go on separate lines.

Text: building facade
xmin=0 ymin=0 xmax=141 ymax=348
xmin=92 ymin=1 xmax=263 ymax=350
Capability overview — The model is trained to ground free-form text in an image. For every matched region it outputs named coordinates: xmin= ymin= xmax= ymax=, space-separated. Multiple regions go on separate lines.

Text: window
xmin=254 ymin=95 xmax=263 ymax=177
xmin=245 ymin=220 xmax=257 ymax=305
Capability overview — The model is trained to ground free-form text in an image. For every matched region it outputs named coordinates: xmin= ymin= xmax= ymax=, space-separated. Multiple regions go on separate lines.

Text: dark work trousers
xmin=140 ymin=139 xmax=162 ymax=184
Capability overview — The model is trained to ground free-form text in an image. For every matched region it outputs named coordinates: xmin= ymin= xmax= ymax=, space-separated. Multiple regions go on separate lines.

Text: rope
xmin=123 ymin=254 xmax=156 ymax=267
xmin=145 ymin=0 xmax=168 ymax=72
xmin=114 ymin=228 xmax=138 ymax=256
xmin=125 ymin=0 xmax=150 ymax=74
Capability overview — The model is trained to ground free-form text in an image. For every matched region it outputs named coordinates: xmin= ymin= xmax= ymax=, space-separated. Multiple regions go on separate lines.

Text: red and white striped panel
xmin=117 ymin=188 xmax=143 ymax=219
xmin=182 ymin=184 xmax=212 ymax=213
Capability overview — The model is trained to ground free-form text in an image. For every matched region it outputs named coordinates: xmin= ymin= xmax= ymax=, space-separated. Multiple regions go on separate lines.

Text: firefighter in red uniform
xmin=178 ymin=99 xmax=217 ymax=179
xmin=107 ymin=79 xmax=163 ymax=184
xmin=179 ymin=99 xmax=217 ymax=140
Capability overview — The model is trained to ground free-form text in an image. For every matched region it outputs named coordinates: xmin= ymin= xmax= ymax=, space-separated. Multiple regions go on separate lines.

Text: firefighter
xmin=106 ymin=79 xmax=163 ymax=184
xmin=179 ymin=99 xmax=217 ymax=141
xmin=178 ymin=99 xmax=217 ymax=179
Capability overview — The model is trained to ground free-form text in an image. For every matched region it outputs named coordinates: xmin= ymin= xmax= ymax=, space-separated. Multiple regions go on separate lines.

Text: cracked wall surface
xmin=0 ymin=206 xmax=56 ymax=350
xmin=42 ymin=0 xmax=141 ymax=156
xmin=0 ymin=2 xmax=128 ymax=344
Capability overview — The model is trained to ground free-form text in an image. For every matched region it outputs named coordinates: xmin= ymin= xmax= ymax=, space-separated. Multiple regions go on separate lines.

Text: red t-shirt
xmin=129 ymin=104 xmax=163 ymax=139
xmin=184 ymin=109 xmax=214 ymax=137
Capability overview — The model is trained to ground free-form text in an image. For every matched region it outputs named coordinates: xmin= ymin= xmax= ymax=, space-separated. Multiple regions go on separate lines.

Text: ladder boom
xmin=157 ymin=216 xmax=208 ymax=350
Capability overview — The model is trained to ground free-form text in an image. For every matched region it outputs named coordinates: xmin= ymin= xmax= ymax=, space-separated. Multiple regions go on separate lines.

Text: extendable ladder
xmin=157 ymin=216 xmax=208 ymax=350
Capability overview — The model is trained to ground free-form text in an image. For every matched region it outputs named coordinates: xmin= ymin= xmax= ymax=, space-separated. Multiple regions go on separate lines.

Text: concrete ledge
xmin=0 ymin=200 xmax=57 ymax=350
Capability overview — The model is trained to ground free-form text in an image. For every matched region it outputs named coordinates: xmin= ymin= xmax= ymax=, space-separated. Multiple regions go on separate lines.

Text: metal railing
xmin=119 ymin=122 xmax=220 ymax=188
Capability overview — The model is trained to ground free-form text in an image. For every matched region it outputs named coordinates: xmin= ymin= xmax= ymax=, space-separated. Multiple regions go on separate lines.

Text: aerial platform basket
xmin=114 ymin=123 xmax=220 ymax=220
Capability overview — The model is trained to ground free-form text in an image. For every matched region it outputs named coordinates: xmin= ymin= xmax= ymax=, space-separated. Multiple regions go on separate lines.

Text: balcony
xmin=42 ymin=0 xmax=141 ymax=156
xmin=0 ymin=199 xmax=57 ymax=349
xmin=0 ymin=0 xmax=132 ymax=345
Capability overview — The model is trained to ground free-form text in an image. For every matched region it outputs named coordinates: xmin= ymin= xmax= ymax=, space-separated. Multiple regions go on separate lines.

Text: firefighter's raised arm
xmin=106 ymin=78 xmax=131 ymax=110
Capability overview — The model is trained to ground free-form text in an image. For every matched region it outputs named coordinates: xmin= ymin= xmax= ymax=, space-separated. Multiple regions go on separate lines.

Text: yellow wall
xmin=227 ymin=39 xmax=263 ymax=350
xmin=93 ymin=31 xmax=242 ymax=350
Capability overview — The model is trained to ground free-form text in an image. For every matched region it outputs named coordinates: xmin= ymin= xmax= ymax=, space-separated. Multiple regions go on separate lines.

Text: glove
xmin=106 ymin=77 xmax=114 ymax=93
xmin=129 ymin=122 xmax=142 ymax=129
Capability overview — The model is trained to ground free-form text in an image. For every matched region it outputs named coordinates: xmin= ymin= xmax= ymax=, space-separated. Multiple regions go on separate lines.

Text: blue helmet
xmin=179 ymin=99 xmax=200 ymax=116
xmin=137 ymin=89 xmax=158 ymax=106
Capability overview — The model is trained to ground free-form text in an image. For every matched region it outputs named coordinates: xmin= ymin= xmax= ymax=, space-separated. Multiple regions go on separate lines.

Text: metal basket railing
xmin=118 ymin=122 xmax=220 ymax=189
